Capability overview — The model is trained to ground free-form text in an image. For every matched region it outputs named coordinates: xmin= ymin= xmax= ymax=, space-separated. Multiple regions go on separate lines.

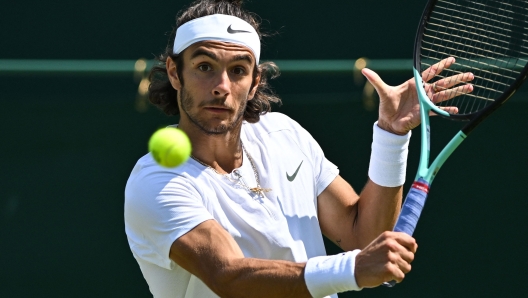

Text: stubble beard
xmin=180 ymin=86 xmax=247 ymax=135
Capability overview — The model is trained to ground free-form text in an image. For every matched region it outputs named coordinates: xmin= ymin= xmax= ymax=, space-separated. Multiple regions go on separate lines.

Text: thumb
xmin=361 ymin=68 xmax=389 ymax=95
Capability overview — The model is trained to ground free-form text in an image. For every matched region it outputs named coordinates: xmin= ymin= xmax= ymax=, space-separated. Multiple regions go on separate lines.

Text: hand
xmin=362 ymin=57 xmax=474 ymax=135
xmin=354 ymin=231 xmax=418 ymax=288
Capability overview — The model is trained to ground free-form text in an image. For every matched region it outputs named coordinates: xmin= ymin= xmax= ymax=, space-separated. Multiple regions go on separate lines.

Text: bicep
xmin=317 ymin=175 xmax=360 ymax=251
xmin=169 ymin=219 xmax=245 ymax=286
xmin=126 ymin=173 xmax=216 ymax=270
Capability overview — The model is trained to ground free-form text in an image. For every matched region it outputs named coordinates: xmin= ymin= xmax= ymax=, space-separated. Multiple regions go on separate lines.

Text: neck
xmin=178 ymin=118 xmax=244 ymax=174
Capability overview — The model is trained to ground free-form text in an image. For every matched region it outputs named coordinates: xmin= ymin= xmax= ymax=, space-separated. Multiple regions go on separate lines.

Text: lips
xmin=204 ymin=106 xmax=231 ymax=113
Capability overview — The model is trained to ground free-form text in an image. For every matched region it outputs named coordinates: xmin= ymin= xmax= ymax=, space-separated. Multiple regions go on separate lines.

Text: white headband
xmin=173 ymin=14 xmax=261 ymax=63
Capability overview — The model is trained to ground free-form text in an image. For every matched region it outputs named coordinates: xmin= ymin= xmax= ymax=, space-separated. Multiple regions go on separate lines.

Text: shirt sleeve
xmin=281 ymin=114 xmax=339 ymax=196
xmin=125 ymin=167 xmax=214 ymax=270
xmin=315 ymin=157 xmax=339 ymax=196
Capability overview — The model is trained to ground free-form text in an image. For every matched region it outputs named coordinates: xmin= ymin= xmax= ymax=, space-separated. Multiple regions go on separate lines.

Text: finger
xmin=388 ymin=249 xmax=414 ymax=274
xmin=433 ymin=72 xmax=475 ymax=91
xmin=387 ymin=241 xmax=415 ymax=265
xmin=361 ymin=68 xmax=389 ymax=94
xmin=429 ymin=106 xmax=459 ymax=116
xmin=395 ymin=258 xmax=413 ymax=274
xmin=421 ymin=57 xmax=456 ymax=82
xmin=388 ymin=249 xmax=413 ymax=276
xmin=388 ymin=264 xmax=406 ymax=283
xmin=386 ymin=250 xmax=412 ymax=279
xmin=397 ymin=249 xmax=415 ymax=265
xmin=393 ymin=233 xmax=418 ymax=253
xmin=432 ymin=83 xmax=474 ymax=103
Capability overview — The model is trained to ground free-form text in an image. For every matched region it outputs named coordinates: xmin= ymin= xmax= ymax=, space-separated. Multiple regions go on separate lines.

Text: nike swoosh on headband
xmin=227 ymin=24 xmax=251 ymax=34
xmin=173 ymin=15 xmax=261 ymax=63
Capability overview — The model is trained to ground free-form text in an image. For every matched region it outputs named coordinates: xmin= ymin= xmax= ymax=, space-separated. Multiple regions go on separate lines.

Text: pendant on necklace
xmin=190 ymin=140 xmax=272 ymax=195
xmin=249 ymin=187 xmax=272 ymax=196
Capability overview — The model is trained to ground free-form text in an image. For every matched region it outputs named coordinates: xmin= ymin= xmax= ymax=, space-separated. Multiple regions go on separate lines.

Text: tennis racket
xmin=385 ymin=0 xmax=528 ymax=287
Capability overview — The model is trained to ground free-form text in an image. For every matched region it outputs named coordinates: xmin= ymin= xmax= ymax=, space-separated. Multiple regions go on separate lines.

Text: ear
xmin=247 ymin=71 xmax=261 ymax=101
xmin=166 ymin=57 xmax=182 ymax=91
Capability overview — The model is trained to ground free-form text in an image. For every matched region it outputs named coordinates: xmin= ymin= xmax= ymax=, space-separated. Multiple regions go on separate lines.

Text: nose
xmin=212 ymin=70 xmax=230 ymax=98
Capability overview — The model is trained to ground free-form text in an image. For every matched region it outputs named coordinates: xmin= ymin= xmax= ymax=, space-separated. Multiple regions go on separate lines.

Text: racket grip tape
xmin=383 ymin=178 xmax=430 ymax=288
xmin=393 ymin=178 xmax=430 ymax=236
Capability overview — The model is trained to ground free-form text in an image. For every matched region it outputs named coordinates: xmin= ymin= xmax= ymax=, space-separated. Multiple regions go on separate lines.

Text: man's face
xmin=173 ymin=41 xmax=258 ymax=135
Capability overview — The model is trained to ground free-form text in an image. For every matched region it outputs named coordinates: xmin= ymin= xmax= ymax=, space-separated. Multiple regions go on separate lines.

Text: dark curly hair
xmin=148 ymin=0 xmax=281 ymax=123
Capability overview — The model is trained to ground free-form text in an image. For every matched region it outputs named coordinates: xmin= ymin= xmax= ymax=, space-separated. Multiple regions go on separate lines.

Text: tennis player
xmin=124 ymin=0 xmax=467 ymax=297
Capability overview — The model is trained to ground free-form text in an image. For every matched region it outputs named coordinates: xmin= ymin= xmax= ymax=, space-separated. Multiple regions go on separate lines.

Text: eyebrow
xmin=231 ymin=54 xmax=253 ymax=65
xmin=190 ymin=49 xmax=218 ymax=61
xmin=189 ymin=49 xmax=254 ymax=65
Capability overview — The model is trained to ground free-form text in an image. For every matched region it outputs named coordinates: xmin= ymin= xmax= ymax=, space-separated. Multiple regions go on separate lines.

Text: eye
xmin=198 ymin=64 xmax=212 ymax=72
xmin=232 ymin=67 xmax=247 ymax=75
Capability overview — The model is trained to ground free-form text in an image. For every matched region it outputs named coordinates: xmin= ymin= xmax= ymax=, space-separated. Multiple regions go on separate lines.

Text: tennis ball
xmin=148 ymin=127 xmax=192 ymax=168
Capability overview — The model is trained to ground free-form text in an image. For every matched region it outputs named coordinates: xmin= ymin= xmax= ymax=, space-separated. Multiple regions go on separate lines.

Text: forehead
xmin=184 ymin=40 xmax=256 ymax=63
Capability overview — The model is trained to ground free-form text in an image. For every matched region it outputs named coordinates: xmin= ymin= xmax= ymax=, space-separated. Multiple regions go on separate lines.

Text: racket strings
xmin=420 ymin=0 xmax=528 ymax=115
xmin=444 ymin=0 xmax=527 ymax=31
xmin=435 ymin=67 xmax=512 ymax=88
xmin=485 ymin=0 xmax=528 ymax=13
xmin=421 ymin=41 xmax=522 ymax=78
xmin=433 ymin=2 xmax=528 ymax=55
xmin=422 ymin=22 xmax=528 ymax=62
xmin=425 ymin=72 xmax=501 ymax=101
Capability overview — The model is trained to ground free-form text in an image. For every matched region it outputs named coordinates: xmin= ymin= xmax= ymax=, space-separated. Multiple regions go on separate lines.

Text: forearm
xmin=171 ymin=220 xmax=312 ymax=298
xmin=207 ymin=258 xmax=310 ymax=298
xmin=171 ymin=219 xmax=362 ymax=297
xmin=354 ymin=179 xmax=402 ymax=248
xmin=352 ymin=121 xmax=411 ymax=247
xmin=215 ymin=251 xmax=364 ymax=297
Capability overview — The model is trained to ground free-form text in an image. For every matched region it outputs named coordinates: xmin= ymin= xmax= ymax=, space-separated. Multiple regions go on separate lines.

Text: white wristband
xmin=304 ymin=250 xmax=362 ymax=298
xmin=368 ymin=121 xmax=411 ymax=187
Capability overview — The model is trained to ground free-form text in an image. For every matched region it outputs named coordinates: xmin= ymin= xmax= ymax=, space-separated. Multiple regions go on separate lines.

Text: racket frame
xmin=414 ymin=0 xmax=528 ymax=125
xmin=413 ymin=68 xmax=466 ymax=184
xmin=385 ymin=0 xmax=528 ymax=288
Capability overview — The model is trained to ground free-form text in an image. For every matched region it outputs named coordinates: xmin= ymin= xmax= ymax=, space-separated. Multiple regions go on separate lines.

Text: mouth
xmin=204 ymin=106 xmax=231 ymax=113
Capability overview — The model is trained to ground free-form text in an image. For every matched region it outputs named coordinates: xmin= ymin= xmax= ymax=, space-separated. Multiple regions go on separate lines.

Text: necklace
xmin=190 ymin=141 xmax=271 ymax=196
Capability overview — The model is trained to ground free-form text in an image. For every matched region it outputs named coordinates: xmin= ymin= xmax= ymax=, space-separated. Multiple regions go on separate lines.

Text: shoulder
xmin=126 ymin=153 xmax=200 ymax=185
xmin=242 ymin=112 xmax=323 ymax=156
xmin=243 ymin=112 xmax=307 ymax=136
xmin=124 ymin=153 xmax=205 ymax=210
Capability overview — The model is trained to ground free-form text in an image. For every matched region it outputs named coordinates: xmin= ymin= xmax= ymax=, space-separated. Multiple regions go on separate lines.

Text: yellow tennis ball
xmin=148 ymin=127 xmax=192 ymax=168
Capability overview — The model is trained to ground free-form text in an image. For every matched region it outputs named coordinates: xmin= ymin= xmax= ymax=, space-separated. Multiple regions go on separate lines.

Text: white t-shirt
xmin=125 ymin=112 xmax=340 ymax=298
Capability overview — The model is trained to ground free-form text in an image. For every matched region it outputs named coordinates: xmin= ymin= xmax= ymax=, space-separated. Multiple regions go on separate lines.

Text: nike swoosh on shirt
xmin=286 ymin=161 xmax=303 ymax=182
xmin=227 ymin=25 xmax=251 ymax=34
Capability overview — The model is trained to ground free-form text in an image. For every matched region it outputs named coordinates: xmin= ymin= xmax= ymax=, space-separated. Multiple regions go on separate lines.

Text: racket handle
xmin=394 ymin=178 xmax=430 ymax=236
xmin=383 ymin=178 xmax=430 ymax=288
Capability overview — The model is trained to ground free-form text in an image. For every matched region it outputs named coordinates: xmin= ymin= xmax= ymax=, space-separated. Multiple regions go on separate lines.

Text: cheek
xmin=234 ymin=78 xmax=254 ymax=96
xmin=183 ymin=72 xmax=209 ymax=93
xmin=232 ymin=86 xmax=251 ymax=102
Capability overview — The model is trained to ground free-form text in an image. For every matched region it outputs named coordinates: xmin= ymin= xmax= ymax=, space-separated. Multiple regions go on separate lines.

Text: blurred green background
xmin=1 ymin=0 xmax=527 ymax=297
